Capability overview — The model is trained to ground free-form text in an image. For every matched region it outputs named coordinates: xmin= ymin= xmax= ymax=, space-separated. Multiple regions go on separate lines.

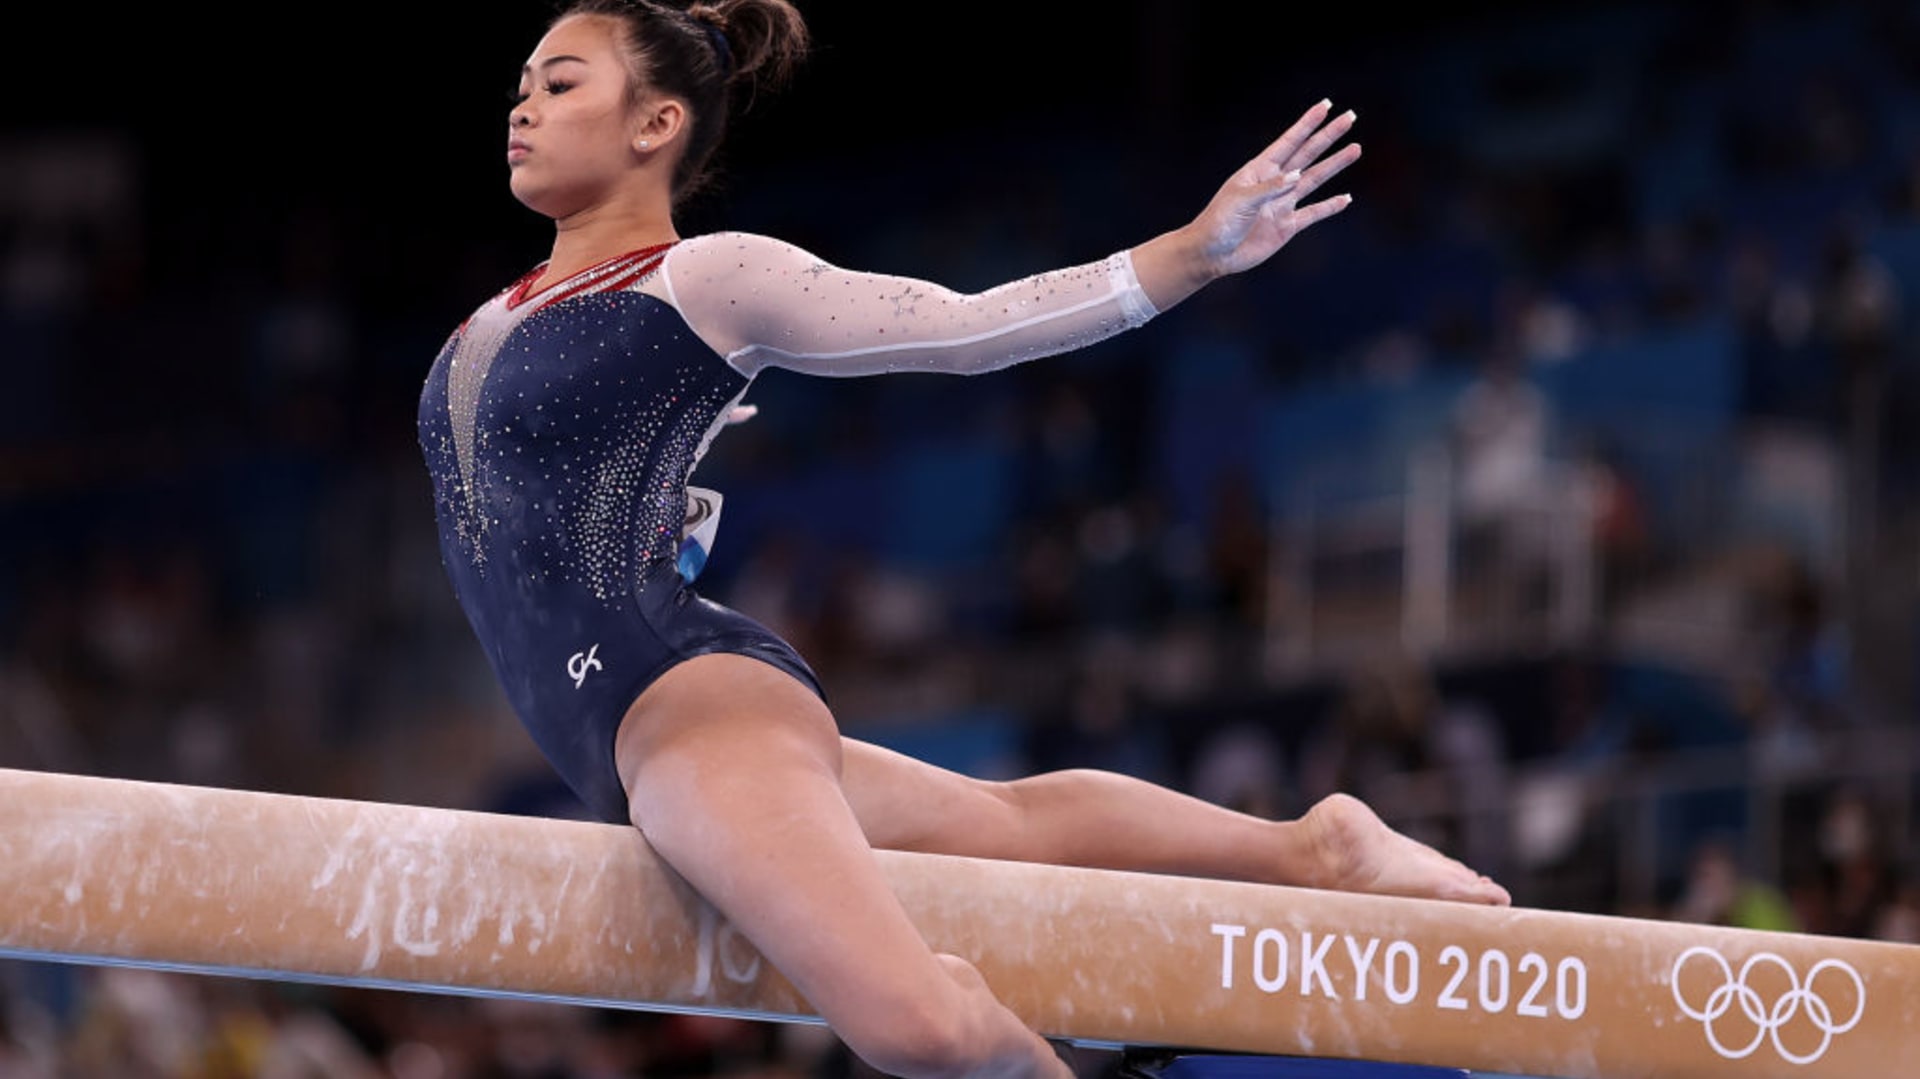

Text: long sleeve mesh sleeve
xmin=657 ymin=232 xmax=1159 ymax=378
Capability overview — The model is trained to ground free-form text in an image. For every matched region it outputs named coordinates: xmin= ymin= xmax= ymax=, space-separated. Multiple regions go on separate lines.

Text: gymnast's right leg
xmin=613 ymin=653 xmax=1071 ymax=1079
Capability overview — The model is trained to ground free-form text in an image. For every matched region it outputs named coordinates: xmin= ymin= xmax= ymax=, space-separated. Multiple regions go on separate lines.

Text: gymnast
xmin=416 ymin=1 xmax=1510 ymax=1075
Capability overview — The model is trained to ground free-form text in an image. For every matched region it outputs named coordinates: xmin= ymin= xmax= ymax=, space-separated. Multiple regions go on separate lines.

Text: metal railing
xmin=1263 ymin=445 xmax=1600 ymax=681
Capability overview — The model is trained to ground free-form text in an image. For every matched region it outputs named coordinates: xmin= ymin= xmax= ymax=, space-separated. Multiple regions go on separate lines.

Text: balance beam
xmin=1 ymin=768 xmax=1914 ymax=1077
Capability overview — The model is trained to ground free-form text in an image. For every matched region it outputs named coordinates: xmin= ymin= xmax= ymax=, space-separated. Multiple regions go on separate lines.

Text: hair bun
xmin=685 ymin=4 xmax=737 ymax=79
xmin=686 ymin=0 xmax=806 ymax=94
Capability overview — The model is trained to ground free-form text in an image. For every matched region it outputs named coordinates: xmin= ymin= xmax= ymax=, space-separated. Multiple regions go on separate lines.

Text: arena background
xmin=4 ymin=0 xmax=1918 ymax=1075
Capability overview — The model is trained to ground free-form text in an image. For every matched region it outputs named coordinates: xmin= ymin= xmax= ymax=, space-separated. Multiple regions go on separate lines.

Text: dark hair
xmin=557 ymin=0 xmax=809 ymax=205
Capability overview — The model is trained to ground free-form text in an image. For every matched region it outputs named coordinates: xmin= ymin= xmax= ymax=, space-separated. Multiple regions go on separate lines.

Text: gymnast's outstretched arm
xmin=657 ymin=101 xmax=1360 ymax=377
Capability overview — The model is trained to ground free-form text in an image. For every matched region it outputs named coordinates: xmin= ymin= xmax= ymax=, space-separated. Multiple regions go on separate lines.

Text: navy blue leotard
xmin=419 ymin=233 xmax=1158 ymax=824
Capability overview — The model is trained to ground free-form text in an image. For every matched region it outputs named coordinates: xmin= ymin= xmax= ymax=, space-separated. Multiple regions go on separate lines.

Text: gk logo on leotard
xmin=1670 ymin=946 xmax=1865 ymax=1065
xmin=567 ymin=644 xmax=603 ymax=689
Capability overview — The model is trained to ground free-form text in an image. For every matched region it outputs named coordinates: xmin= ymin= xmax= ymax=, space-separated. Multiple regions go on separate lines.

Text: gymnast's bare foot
xmin=1300 ymin=793 xmax=1511 ymax=906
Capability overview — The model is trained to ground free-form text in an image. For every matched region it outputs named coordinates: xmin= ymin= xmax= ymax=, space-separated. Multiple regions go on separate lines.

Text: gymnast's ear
xmin=632 ymin=97 xmax=689 ymax=156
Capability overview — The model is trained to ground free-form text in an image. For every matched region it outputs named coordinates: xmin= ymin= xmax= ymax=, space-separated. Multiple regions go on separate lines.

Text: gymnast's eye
xmin=508 ymin=79 xmax=575 ymax=106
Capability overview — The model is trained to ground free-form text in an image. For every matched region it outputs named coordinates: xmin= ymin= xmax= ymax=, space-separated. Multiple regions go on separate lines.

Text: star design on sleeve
xmin=888 ymin=284 xmax=926 ymax=317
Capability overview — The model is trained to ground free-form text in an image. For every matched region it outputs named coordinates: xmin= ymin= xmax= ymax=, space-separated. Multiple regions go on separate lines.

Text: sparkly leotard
xmin=418 ymin=232 xmax=1158 ymax=823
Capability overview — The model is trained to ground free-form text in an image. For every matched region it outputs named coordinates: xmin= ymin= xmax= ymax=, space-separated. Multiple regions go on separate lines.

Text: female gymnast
xmin=418 ymin=2 xmax=1511 ymax=1076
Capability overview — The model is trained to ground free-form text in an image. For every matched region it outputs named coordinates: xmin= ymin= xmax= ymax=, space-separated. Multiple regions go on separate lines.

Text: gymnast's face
xmin=507 ymin=15 xmax=653 ymax=218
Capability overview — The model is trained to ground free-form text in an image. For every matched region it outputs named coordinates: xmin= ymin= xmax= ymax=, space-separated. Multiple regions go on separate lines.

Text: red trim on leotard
xmin=506 ymin=241 xmax=678 ymax=312
xmin=593 ymin=250 xmax=677 ymax=297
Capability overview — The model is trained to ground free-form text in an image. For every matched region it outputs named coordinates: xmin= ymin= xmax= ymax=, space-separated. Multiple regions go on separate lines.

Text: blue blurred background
xmin=4 ymin=0 xmax=1919 ymax=1075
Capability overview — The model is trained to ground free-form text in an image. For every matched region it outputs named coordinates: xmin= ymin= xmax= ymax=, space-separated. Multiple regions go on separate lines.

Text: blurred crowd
xmin=6 ymin=0 xmax=1920 ymax=1075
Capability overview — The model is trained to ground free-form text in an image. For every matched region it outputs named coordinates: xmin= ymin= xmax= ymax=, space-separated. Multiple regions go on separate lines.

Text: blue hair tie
xmin=700 ymin=21 xmax=735 ymax=78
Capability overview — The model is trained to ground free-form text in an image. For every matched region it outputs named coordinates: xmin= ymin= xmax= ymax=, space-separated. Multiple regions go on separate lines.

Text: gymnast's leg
xmin=840 ymin=739 xmax=1511 ymax=906
xmin=613 ymin=654 xmax=1071 ymax=1079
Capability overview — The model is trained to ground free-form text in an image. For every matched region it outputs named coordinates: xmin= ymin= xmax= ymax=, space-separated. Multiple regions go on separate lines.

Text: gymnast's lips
xmin=507 ymin=138 xmax=532 ymax=163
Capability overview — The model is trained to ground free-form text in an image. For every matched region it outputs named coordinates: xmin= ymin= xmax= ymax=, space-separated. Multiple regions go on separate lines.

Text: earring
xmin=639 ymin=140 xmax=651 ymax=150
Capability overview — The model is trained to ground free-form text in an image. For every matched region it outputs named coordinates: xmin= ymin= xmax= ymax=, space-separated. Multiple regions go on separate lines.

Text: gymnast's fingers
xmin=1276 ymin=108 xmax=1358 ymax=177
xmin=1289 ymin=142 xmax=1363 ymax=202
xmin=1283 ymin=193 xmax=1356 ymax=232
xmin=1249 ymin=99 xmax=1337 ymax=171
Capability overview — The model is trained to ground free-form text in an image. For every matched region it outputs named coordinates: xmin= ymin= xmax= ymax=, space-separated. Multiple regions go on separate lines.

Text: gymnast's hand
xmin=1131 ymin=99 xmax=1359 ymax=308
xmin=1192 ymin=99 xmax=1359 ymax=277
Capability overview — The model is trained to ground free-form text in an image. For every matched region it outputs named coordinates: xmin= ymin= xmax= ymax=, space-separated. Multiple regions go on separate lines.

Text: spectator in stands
xmin=1816 ymin=786 xmax=1897 ymax=939
xmin=1672 ymin=837 xmax=1798 ymax=932
xmin=1873 ymin=874 xmax=1920 ymax=944
xmin=1451 ymin=350 xmax=1553 ymax=639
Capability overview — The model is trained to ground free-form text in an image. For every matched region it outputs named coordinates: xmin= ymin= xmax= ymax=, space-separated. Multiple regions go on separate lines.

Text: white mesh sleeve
xmin=657 ymin=231 xmax=1159 ymax=378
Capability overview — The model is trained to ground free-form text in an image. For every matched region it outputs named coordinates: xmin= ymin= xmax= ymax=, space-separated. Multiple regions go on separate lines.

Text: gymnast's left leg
xmin=840 ymin=739 xmax=1511 ymax=906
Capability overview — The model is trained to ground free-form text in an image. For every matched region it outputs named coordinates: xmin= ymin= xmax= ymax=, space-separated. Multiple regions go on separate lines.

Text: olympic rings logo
xmin=1670 ymin=947 xmax=1866 ymax=1065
